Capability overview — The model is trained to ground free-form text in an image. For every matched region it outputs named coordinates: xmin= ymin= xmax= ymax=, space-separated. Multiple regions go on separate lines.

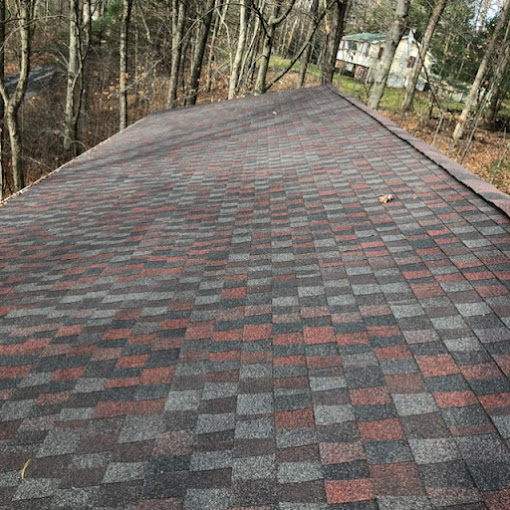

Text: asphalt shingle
xmin=1 ymin=85 xmax=510 ymax=508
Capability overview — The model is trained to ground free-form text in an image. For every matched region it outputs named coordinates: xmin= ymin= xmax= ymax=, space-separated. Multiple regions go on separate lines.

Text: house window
xmin=361 ymin=43 xmax=369 ymax=57
xmin=407 ymin=56 xmax=416 ymax=68
xmin=348 ymin=41 xmax=357 ymax=51
xmin=377 ymin=47 xmax=384 ymax=59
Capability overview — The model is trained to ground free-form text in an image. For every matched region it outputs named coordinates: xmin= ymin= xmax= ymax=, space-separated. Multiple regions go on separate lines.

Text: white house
xmin=336 ymin=32 xmax=434 ymax=91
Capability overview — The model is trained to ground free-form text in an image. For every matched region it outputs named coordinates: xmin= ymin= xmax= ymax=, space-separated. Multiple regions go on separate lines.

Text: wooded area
xmin=2 ymin=0 xmax=510 ymax=201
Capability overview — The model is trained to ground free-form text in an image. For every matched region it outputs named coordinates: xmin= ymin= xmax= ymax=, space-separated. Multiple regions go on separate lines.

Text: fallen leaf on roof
xmin=378 ymin=194 xmax=394 ymax=203
xmin=20 ymin=459 xmax=31 ymax=479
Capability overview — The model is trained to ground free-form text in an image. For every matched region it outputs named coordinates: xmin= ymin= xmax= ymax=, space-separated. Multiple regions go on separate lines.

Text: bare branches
xmin=267 ymin=0 xmax=336 ymax=90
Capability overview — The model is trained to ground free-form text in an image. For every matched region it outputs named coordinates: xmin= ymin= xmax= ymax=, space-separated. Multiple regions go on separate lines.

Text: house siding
xmin=337 ymin=34 xmax=433 ymax=91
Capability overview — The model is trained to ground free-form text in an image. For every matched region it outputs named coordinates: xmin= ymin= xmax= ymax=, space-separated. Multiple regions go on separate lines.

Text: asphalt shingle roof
xmin=2 ymin=85 xmax=510 ymax=509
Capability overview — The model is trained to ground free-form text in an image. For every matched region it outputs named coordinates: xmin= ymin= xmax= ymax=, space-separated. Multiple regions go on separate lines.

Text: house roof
xmin=342 ymin=32 xmax=387 ymax=42
xmin=340 ymin=32 xmax=435 ymax=62
xmin=2 ymin=85 xmax=510 ymax=508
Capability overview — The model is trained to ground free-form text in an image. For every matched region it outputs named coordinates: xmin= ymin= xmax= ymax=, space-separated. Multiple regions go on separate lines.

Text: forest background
xmin=2 ymin=0 xmax=510 ymax=201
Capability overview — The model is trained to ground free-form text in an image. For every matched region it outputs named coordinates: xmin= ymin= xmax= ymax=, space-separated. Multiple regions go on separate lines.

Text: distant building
xmin=336 ymin=32 xmax=434 ymax=91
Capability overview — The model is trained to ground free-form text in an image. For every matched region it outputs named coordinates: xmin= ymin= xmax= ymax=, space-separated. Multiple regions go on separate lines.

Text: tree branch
xmin=266 ymin=2 xmax=333 ymax=90
xmin=271 ymin=0 xmax=298 ymax=26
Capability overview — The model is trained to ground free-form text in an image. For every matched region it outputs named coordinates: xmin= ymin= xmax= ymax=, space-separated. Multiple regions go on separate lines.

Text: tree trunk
xmin=298 ymin=0 xmax=319 ymax=88
xmin=485 ymin=29 xmax=510 ymax=126
xmin=368 ymin=0 xmax=411 ymax=110
xmin=6 ymin=106 xmax=23 ymax=191
xmin=242 ymin=0 xmax=263 ymax=91
xmin=185 ymin=0 xmax=216 ymax=106
xmin=0 ymin=0 xmax=33 ymax=193
xmin=168 ymin=0 xmax=186 ymax=109
xmin=321 ymin=0 xmax=348 ymax=84
xmin=453 ymin=0 xmax=510 ymax=141
xmin=206 ymin=0 xmax=227 ymax=92
xmin=248 ymin=32 xmax=262 ymax=88
xmin=279 ymin=17 xmax=289 ymax=56
xmin=229 ymin=0 xmax=248 ymax=99
xmin=285 ymin=16 xmax=299 ymax=57
xmin=255 ymin=0 xmax=298 ymax=95
xmin=267 ymin=2 xmax=333 ymax=91
xmin=255 ymin=2 xmax=283 ymax=96
xmin=180 ymin=36 xmax=190 ymax=100
xmin=401 ymin=0 xmax=448 ymax=112
xmin=75 ymin=0 xmax=92 ymax=155
xmin=255 ymin=21 xmax=277 ymax=95
xmin=479 ymin=0 xmax=491 ymax=31
xmin=64 ymin=0 xmax=80 ymax=152
xmin=485 ymin=73 xmax=510 ymax=127
xmin=0 ymin=0 xmax=4 ymax=201
xmin=119 ymin=0 xmax=133 ymax=130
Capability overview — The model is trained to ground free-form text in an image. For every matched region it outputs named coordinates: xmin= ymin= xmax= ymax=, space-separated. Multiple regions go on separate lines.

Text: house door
xmin=355 ymin=66 xmax=368 ymax=82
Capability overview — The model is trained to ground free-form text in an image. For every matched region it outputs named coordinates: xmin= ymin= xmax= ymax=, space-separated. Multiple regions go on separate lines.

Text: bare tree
xmin=321 ymin=0 xmax=348 ymax=84
xmin=64 ymin=0 xmax=80 ymax=150
xmin=64 ymin=0 xmax=92 ymax=154
xmin=229 ymin=0 xmax=248 ymax=99
xmin=167 ymin=0 xmax=186 ymax=108
xmin=119 ymin=0 xmax=134 ymax=130
xmin=453 ymin=0 xmax=510 ymax=140
xmin=401 ymin=0 xmax=448 ymax=112
xmin=0 ymin=0 xmax=36 ymax=193
xmin=298 ymin=0 xmax=319 ymax=88
xmin=0 ymin=0 xmax=4 ymax=200
xmin=267 ymin=0 xmax=336 ymax=91
xmin=478 ymin=0 xmax=491 ymax=31
xmin=185 ymin=0 xmax=216 ymax=106
xmin=241 ymin=0 xmax=264 ymax=92
xmin=206 ymin=0 xmax=228 ymax=92
xmin=368 ymin=0 xmax=411 ymax=110
xmin=255 ymin=0 xmax=298 ymax=95
xmin=485 ymin=36 xmax=510 ymax=126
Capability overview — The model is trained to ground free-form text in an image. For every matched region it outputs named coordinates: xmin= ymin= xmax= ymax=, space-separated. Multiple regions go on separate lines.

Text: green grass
xmin=336 ymin=74 xmax=368 ymax=98
xmin=335 ymin=73 xmax=426 ymax=114
xmin=269 ymin=56 xmax=300 ymax=73
xmin=335 ymin=73 xmax=466 ymax=116
xmin=269 ymin=57 xmax=465 ymax=116
xmin=269 ymin=56 xmax=321 ymax=78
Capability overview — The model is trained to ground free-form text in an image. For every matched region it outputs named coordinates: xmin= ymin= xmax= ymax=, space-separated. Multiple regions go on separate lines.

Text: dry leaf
xmin=272 ymin=111 xmax=278 ymax=115
xmin=378 ymin=194 xmax=394 ymax=204
xmin=20 ymin=459 xmax=31 ymax=479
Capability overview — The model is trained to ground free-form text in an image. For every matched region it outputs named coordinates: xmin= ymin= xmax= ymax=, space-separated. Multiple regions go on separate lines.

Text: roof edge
xmin=328 ymin=85 xmax=510 ymax=219
xmin=342 ymin=33 xmax=387 ymax=42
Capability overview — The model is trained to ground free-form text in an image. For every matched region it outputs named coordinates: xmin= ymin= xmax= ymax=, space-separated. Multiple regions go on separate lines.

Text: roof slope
xmin=2 ymin=85 xmax=510 ymax=509
xmin=342 ymin=32 xmax=387 ymax=42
